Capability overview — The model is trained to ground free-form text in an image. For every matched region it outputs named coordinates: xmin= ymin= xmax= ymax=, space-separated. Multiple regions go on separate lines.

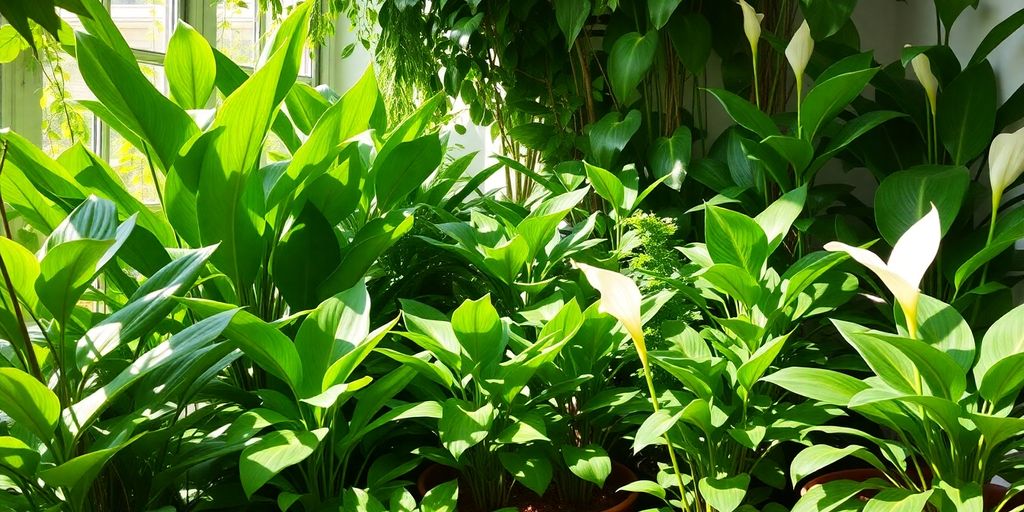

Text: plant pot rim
xmin=417 ymin=460 xmax=640 ymax=512
xmin=799 ymin=467 xmax=1017 ymax=510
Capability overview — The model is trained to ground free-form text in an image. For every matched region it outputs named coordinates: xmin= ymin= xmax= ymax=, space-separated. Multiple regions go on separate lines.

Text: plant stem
xmin=643 ymin=364 xmax=691 ymax=512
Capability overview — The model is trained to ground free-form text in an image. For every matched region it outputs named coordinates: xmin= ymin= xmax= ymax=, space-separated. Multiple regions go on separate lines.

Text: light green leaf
xmin=700 ymin=264 xmax=762 ymax=308
xmin=588 ymin=110 xmax=642 ymax=169
xmin=500 ymin=450 xmax=553 ymax=496
xmin=698 ymin=474 xmax=750 ymax=512
xmin=608 ymin=31 xmax=658 ymax=105
xmin=439 ymin=400 xmax=495 ymax=460
xmin=421 ymin=479 xmax=458 ymax=512
xmin=166 ymin=21 xmax=216 ymax=109
xmin=755 ymin=185 xmax=807 ymax=253
xmin=705 ymin=205 xmax=768 ymax=276
xmin=0 ymin=368 xmax=59 ymax=443
xmin=240 ymin=429 xmax=327 ymax=497
xmin=633 ymin=409 xmax=682 ymax=453
xmin=452 ymin=295 xmax=504 ymax=374
xmin=791 ymin=445 xmax=886 ymax=485
xmin=562 ymin=444 xmax=612 ymax=487
xmin=318 ymin=210 xmax=414 ymax=298
xmin=707 ymin=88 xmax=780 ymax=139
xmin=975 ymin=303 xmax=1024 ymax=404
xmin=762 ymin=367 xmax=868 ymax=405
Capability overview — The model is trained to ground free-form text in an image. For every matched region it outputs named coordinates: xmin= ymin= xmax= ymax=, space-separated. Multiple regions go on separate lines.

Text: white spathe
xmin=908 ymin=47 xmax=939 ymax=113
xmin=576 ymin=262 xmax=647 ymax=365
xmin=824 ymin=206 xmax=941 ymax=338
xmin=989 ymin=127 xmax=1024 ymax=203
xmin=786 ymin=21 xmax=814 ymax=80
xmin=738 ymin=0 xmax=765 ymax=56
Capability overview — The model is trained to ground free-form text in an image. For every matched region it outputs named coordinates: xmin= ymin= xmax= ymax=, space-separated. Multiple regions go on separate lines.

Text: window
xmin=10 ymin=0 xmax=326 ymax=205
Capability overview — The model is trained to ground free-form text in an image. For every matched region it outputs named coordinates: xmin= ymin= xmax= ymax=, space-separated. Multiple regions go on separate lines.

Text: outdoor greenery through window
xmin=1 ymin=1 xmax=1024 ymax=511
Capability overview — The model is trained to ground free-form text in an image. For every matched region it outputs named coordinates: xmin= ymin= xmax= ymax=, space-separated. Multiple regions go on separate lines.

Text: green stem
xmin=643 ymin=364 xmax=691 ymax=512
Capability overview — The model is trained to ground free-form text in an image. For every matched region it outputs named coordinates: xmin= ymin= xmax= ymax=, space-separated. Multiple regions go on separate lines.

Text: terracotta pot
xmin=800 ymin=468 xmax=1023 ymax=510
xmin=417 ymin=461 xmax=640 ymax=512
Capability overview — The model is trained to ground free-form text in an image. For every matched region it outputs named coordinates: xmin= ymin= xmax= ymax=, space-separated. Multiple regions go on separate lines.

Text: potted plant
xmin=767 ymin=207 xmax=1024 ymax=511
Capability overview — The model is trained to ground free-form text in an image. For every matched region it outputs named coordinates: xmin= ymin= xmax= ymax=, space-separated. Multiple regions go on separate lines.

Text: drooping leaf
xmin=562 ymin=444 xmax=612 ymax=487
xmin=607 ymin=31 xmax=658 ymax=105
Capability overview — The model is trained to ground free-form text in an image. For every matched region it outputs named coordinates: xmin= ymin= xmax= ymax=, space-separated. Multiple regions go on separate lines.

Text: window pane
xmin=43 ymin=12 xmax=95 ymax=156
xmin=217 ymin=0 xmax=257 ymax=68
xmin=110 ymin=0 xmax=168 ymax=52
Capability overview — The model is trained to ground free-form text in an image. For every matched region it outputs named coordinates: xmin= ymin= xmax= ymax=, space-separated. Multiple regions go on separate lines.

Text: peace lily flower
xmin=738 ymin=0 xmax=765 ymax=107
xmin=988 ymin=127 xmax=1024 ymax=215
xmin=576 ymin=262 xmax=648 ymax=368
xmin=824 ymin=206 xmax=941 ymax=339
xmin=786 ymin=21 xmax=814 ymax=82
xmin=907 ymin=46 xmax=939 ymax=114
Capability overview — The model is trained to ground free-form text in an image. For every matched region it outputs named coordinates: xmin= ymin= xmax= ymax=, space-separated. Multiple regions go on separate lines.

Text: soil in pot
xmin=800 ymin=468 xmax=1024 ymax=511
xmin=417 ymin=462 xmax=639 ymax=512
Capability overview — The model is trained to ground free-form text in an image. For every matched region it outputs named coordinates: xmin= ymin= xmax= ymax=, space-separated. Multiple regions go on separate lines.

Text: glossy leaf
xmin=608 ymin=31 xmax=658 ymax=105
xmin=649 ymin=126 xmax=691 ymax=191
xmin=500 ymin=450 xmax=553 ymax=496
xmin=166 ymin=21 xmax=216 ymax=109
xmin=439 ymin=399 xmax=495 ymax=460
xmin=937 ymin=61 xmax=996 ymax=165
xmin=562 ymin=444 xmax=612 ymax=487
xmin=707 ymin=88 xmax=780 ymax=139
xmin=373 ymin=133 xmax=443 ymax=211
xmin=0 ymin=368 xmax=59 ymax=443
xmin=874 ymin=165 xmax=968 ymax=245
xmin=705 ymin=205 xmax=768 ymax=276
xmin=318 ymin=210 xmax=414 ymax=297
xmin=240 ymin=429 xmax=327 ymax=497
xmin=800 ymin=68 xmax=879 ymax=141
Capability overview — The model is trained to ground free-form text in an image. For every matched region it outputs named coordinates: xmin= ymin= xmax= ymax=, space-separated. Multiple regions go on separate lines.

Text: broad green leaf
xmin=799 ymin=0 xmax=858 ymax=38
xmin=0 ymin=25 xmax=28 ymax=63
xmin=970 ymin=413 xmax=1024 ymax=449
xmin=0 ymin=436 xmax=39 ymax=474
xmin=588 ymin=110 xmax=642 ymax=169
xmin=737 ymin=333 xmax=789 ymax=392
xmin=300 ymin=376 xmax=372 ymax=409
xmin=166 ymin=22 xmax=216 ymax=109
xmin=452 ymin=295 xmax=504 ymax=374
xmin=608 ymin=31 xmax=658 ymax=105
xmin=970 ymin=7 xmax=1024 ymax=65
xmin=705 ymin=205 xmax=768 ymax=276
xmin=807 ymin=111 xmax=906 ymax=178
xmin=374 ymin=93 xmax=444 ymax=166
xmin=76 ymin=246 xmax=216 ymax=367
xmin=482 ymin=235 xmax=529 ymax=284
xmin=197 ymin=2 xmax=310 ymax=287
xmin=874 ymin=165 xmax=968 ymax=245
xmin=618 ymin=480 xmax=666 ymax=499
xmin=36 ymin=238 xmax=115 ymax=324
xmin=284 ymin=82 xmax=329 ymax=135
xmin=667 ymin=11 xmax=712 ymax=74
xmin=934 ymin=0 xmax=979 ymax=31
xmin=763 ymin=367 xmax=868 ymax=405
xmin=267 ymin=67 xmax=379 ymax=207
xmin=272 ymin=203 xmax=341 ymax=311
xmin=294 ymin=281 xmax=370 ymax=398
xmin=39 ymin=442 xmax=134 ymax=509
xmin=975 ymin=303 xmax=1024 ymax=403
xmin=0 ymin=368 xmax=59 ymax=443
xmin=321 ymin=312 xmax=398 ymax=391
xmin=955 ymin=206 xmax=1024 ymax=291
xmin=707 ymin=88 xmax=780 ymax=139
xmin=649 ymin=0 xmax=683 ymax=29
xmin=762 ymin=136 xmax=813 ymax=178
xmin=800 ymin=68 xmax=879 ymax=141
xmin=373 ymin=133 xmax=443 ymax=211
xmin=864 ymin=488 xmax=933 ymax=512
xmin=633 ymin=409 xmax=682 ymax=453
xmin=755 ymin=185 xmax=807 ymax=253
xmin=700 ymin=264 xmax=762 ymax=308
xmin=318 ymin=210 xmax=414 ymax=297
xmin=649 ymin=126 xmax=691 ymax=191
xmin=562 ymin=444 xmax=612 ymax=487
xmin=791 ymin=445 xmax=886 ymax=485
xmin=67 ymin=310 xmax=236 ymax=437
xmin=500 ymin=450 xmax=553 ymax=496
xmin=496 ymin=412 xmax=550 ymax=444
xmin=439 ymin=400 xmax=495 ymax=460
xmin=179 ymin=298 xmax=303 ymax=390
xmin=938 ymin=62 xmax=996 ymax=165
xmin=240 ymin=429 xmax=327 ymax=497
xmin=897 ymin=294 xmax=974 ymax=371
xmin=75 ymin=32 xmax=198 ymax=172
xmin=698 ymin=474 xmax=750 ymax=512
xmin=554 ymin=0 xmax=590 ymax=47
xmin=421 ymin=480 xmax=458 ymax=512
xmin=0 ymin=238 xmax=40 ymax=350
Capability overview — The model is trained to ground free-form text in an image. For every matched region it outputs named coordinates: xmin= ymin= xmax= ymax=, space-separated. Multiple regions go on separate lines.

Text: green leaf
xmin=737 ymin=333 xmax=789 ymax=392
xmin=179 ymin=298 xmax=303 ymax=391
xmin=975 ymin=303 xmax=1024 ymax=404
xmin=874 ymin=165 xmax=968 ymax=245
xmin=373 ymin=133 xmax=443 ymax=211
xmin=970 ymin=7 xmax=1024 ymax=65
xmin=76 ymin=246 xmax=216 ymax=368
xmin=0 ymin=25 xmax=28 ymax=63
xmin=36 ymin=239 xmax=115 ymax=324
xmin=667 ymin=12 xmax=712 ymax=74
xmin=955 ymin=207 xmax=1024 ymax=291
xmin=240 ymin=429 xmax=327 ymax=497
xmin=633 ymin=409 xmax=682 ymax=454
xmin=439 ymin=400 xmax=495 ymax=460
xmin=75 ymin=32 xmax=198 ymax=172
xmin=0 ymin=436 xmax=39 ymax=474
xmin=588 ymin=110 xmax=642 ymax=169
xmin=698 ymin=474 xmax=750 ymax=512
xmin=39 ymin=442 xmax=135 ymax=509
xmin=294 ymin=281 xmax=370 ymax=397
xmin=319 ymin=210 xmax=414 ymax=297
xmin=584 ymin=161 xmax=626 ymax=214
xmin=197 ymin=2 xmax=310 ymax=287
xmin=284 ymin=82 xmax=330 ymax=135
xmin=166 ymin=22 xmax=216 ymax=109
xmin=649 ymin=0 xmax=683 ymax=29
xmin=0 ymin=238 xmax=39 ymax=351
xmin=496 ymin=412 xmax=550 ymax=444
xmin=300 ymin=376 xmax=372 ymax=409
xmin=755 ymin=185 xmax=807 ymax=253
xmin=618 ymin=480 xmax=666 ymax=499
xmin=791 ymin=445 xmax=885 ymax=485
xmin=807 ymin=111 xmax=906 ymax=178
xmin=937 ymin=62 xmax=996 ymax=165
xmin=864 ymin=489 xmax=933 ymax=512
xmin=762 ymin=367 xmax=868 ymax=405
xmin=554 ymin=0 xmax=591 ymax=48
xmin=562 ymin=444 xmax=612 ymax=487
xmin=705 ymin=205 xmax=768 ymax=276
xmin=700 ymin=264 xmax=762 ymax=308
xmin=707 ymin=88 xmax=780 ymax=139
xmin=933 ymin=0 xmax=979 ymax=31
xmin=799 ymin=0 xmax=858 ymax=39
xmin=649 ymin=126 xmax=691 ymax=191
xmin=272 ymin=203 xmax=341 ymax=311
xmin=0 ymin=368 xmax=59 ymax=443
xmin=500 ymin=450 xmax=553 ymax=496
xmin=452 ymin=295 xmax=504 ymax=374
xmin=800 ymin=68 xmax=879 ymax=141
xmin=608 ymin=31 xmax=658 ymax=105
xmin=421 ymin=480 xmax=458 ymax=512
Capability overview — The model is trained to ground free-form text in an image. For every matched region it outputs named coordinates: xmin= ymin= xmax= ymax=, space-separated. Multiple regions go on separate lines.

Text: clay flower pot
xmin=800 ymin=468 xmax=1023 ymax=511
xmin=417 ymin=461 xmax=640 ymax=512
